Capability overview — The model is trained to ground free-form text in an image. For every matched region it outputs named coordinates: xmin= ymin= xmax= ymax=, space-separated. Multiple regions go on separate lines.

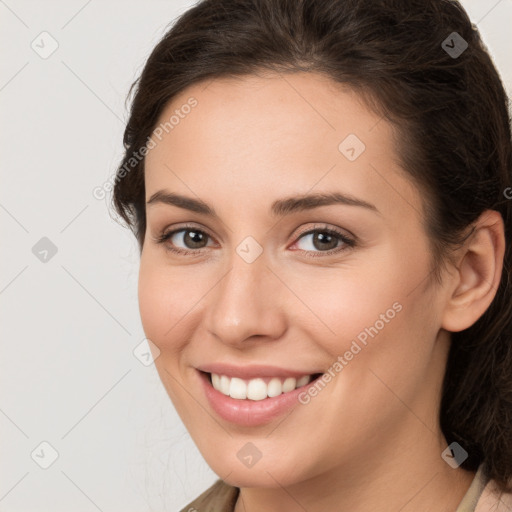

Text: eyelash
xmin=153 ymin=223 xmax=356 ymax=258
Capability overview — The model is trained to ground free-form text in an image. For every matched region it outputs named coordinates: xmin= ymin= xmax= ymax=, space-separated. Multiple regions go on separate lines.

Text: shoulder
xmin=179 ymin=479 xmax=239 ymax=512
xmin=475 ymin=479 xmax=512 ymax=512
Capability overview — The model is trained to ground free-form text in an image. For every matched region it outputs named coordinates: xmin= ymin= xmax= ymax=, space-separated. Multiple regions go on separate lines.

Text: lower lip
xmin=199 ymin=371 xmax=318 ymax=427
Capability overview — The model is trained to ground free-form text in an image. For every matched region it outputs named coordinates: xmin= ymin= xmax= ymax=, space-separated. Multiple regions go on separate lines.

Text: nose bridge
xmin=205 ymin=247 xmax=286 ymax=345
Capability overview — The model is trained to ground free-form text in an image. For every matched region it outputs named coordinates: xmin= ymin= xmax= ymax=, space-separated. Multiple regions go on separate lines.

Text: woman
xmin=112 ymin=0 xmax=512 ymax=510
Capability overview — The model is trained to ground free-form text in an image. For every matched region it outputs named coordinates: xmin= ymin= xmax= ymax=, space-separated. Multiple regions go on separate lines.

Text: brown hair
xmin=112 ymin=0 xmax=512 ymax=493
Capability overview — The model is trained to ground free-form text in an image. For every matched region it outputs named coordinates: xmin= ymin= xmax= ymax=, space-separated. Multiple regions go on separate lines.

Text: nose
xmin=203 ymin=252 xmax=288 ymax=347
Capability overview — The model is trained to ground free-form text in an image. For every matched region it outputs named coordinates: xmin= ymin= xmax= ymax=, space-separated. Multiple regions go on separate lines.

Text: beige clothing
xmin=180 ymin=464 xmax=512 ymax=511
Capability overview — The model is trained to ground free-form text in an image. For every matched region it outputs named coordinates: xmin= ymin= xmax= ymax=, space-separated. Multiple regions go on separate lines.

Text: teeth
xmin=229 ymin=377 xmax=247 ymax=399
xmin=282 ymin=377 xmax=296 ymax=393
xmin=247 ymin=378 xmax=267 ymax=400
xmin=267 ymin=377 xmax=282 ymax=397
xmin=296 ymin=375 xmax=310 ymax=387
xmin=220 ymin=375 xmax=230 ymax=395
xmin=210 ymin=373 xmax=314 ymax=401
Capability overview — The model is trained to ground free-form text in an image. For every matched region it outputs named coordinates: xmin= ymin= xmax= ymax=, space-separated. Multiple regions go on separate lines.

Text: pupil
xmin=185 ymin=230 xmax=206 ymax=248
xmin=314 ymin=232 xmax=336 ymax=251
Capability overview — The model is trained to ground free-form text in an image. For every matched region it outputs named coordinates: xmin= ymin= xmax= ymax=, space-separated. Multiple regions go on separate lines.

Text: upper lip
xmin=197 ymin=363 xmax=320 ymax=380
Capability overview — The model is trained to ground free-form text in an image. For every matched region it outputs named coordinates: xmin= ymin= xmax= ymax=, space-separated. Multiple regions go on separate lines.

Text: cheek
xmin=281 ymin=261 xmax=409 ymax=357
xmin=137 ymin=254 xmax=200 ymax=353
xmin=137 ymin=256 xmax=203 ymax=410
xmin=298 ymin=249 xmax=438 ymax=384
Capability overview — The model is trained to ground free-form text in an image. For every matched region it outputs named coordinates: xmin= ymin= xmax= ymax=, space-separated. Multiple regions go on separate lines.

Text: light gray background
xmin=1 ymin=1 xmax=511 ymax=510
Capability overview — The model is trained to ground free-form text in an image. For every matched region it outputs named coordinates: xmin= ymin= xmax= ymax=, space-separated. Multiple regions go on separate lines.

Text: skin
xmin=138 ymin=71 xmax=505 ymax=511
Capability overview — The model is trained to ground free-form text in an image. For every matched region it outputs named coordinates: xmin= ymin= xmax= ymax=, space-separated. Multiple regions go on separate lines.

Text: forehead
xmin=144 ymin=71 xmax=422 ymax=222
xmin=148 ymin=71 xmax=387 ymax=162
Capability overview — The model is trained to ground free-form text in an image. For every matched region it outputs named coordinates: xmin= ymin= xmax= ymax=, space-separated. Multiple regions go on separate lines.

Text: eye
xmin=153 ymin=223 xmax=356 ymax=258
xmin=153 ymin=225 xmax=216 ymax=255
xmin=291 ymin=225 xmax=356 ymax=257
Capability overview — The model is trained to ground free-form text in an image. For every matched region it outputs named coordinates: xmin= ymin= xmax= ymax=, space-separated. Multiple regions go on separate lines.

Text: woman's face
xmin=139 ymin=72 xmax=453 ymax=487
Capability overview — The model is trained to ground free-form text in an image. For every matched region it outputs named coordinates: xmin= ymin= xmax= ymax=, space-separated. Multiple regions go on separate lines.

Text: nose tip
xmin=203 ymin=258 xmax=287 ymax=347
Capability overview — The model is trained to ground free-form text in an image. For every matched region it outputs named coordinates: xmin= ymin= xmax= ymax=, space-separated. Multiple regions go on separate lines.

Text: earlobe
xmin=441 ymin=210 xmax=505 ymax=333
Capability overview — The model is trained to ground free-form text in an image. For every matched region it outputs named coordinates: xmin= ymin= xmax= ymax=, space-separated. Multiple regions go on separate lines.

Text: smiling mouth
xmin=204 ymin=371 xmax=323 ymax=401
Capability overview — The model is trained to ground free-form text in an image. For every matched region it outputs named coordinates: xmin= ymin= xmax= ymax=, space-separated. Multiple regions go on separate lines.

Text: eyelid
xmin=154 ymin=222 xmax=215 ymax=240
xmin=291 ymin=223 xmax=355 ymax=242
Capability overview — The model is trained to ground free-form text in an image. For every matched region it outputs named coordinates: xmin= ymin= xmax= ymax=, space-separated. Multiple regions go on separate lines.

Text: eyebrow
xmin=146 ymin=190 xmax=380 ymax=217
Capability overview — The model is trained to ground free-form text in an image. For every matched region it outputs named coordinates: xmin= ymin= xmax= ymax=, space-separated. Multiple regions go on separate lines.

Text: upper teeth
xmin=211 ymin=373 xmax=313 ymax=401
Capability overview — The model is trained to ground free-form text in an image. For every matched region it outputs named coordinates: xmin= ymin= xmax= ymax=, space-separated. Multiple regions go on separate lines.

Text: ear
xmin=441 ymin=210 xmax=505 ymax=333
